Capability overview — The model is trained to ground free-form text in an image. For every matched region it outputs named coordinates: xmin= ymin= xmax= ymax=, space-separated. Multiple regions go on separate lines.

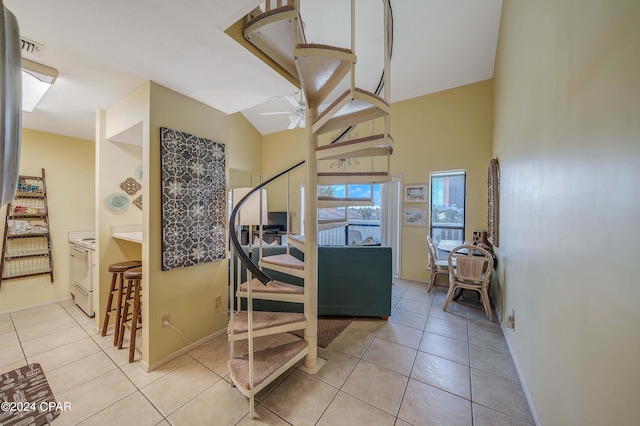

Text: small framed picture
xmin=404 ymin=184 xmax=428 ymax=203
xmin=403 ymin=207 xmax=427 ymax=227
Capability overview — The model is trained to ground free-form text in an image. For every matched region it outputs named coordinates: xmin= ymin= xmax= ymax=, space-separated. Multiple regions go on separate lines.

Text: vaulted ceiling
xmin=6 ymin=0 xmax=502 ymax=140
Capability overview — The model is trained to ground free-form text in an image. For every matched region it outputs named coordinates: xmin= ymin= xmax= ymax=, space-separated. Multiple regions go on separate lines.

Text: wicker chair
xmin=444 ymin=244 xmax=494 ymax=320
xmin=426 ymin=236 xmax=450 ymax=292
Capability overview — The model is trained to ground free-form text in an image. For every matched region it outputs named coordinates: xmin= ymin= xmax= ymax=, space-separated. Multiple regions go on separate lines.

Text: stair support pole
xmin=304 ymin=105 xmax=319 ymax=369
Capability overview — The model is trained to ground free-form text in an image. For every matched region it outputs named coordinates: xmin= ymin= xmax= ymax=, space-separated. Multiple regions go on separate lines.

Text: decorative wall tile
xmin=120 ymin=177 xmax=142 ymax=196
xmin=133 ymin=195 xmax=143 ymax=210
xmin=160 ymin=127 xmax=226 ymax=271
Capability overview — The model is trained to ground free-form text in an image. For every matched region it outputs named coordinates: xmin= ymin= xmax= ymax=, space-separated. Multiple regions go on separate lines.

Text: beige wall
xmin=261 ymin=82 xmax=493 ymax=281
xmin=95 ymin=83 xmax=147 ymax=336
xmin=391 ymin=81 xmax=493 ymax=281
xmin=145 ymin=82 xmax=262 ymax=365
xmin=262 ymin=127 xmax=305 ymax=234
xmin=0 ymin=129 xmax=94 ymax=312
xmin=493 ymin=1 xmax=640 ymax=424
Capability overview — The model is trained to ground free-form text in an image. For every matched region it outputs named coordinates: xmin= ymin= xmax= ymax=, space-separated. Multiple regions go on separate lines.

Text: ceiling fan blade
xmin=288 ymin=114 xmax=300 ymax=129
xmin=285 ymin=95 xmax=301 ymax=110
xmin=299 ymin=115 xmax=306 ymax=128
xmin=260 ymin=111 xmax=291 ymax=116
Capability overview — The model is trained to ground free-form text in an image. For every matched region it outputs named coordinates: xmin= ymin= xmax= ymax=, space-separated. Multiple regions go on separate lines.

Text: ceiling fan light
xmin=288 ymin=115 xmax=300 ymax=129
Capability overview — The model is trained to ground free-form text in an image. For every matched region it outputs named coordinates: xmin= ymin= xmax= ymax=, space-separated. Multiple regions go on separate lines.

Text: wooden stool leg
xmin=101 ymin=273 xmax=117 ymax=336
xmin=129 ymin=281 xmax=141 ymax=363
xmin=118 ymin=279 xmax=133 ymax=349
xmin=112 ymin=273 xmax=127 ymax=346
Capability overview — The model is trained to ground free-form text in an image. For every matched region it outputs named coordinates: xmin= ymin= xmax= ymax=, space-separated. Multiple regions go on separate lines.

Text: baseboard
xmin=397 ymin=275 xmax=429 ymax=284
xmin=0 ymin=296 xmax=73 ymax=316
xmin=142 ymin=329 xmax=227 ymax=372
xmin=502 ymin=327 xmax=540 ymax=426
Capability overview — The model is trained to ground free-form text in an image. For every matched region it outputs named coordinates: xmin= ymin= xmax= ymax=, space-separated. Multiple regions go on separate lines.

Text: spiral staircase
xmin=228 ymin=0 xmax=393 ymax=417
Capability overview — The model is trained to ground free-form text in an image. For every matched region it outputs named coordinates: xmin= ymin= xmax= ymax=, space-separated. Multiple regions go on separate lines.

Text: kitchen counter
xmin=112 ymin=225 xmax=142 ymax=244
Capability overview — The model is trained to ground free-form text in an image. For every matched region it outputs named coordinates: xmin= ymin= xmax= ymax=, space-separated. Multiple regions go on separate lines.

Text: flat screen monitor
xmin=267 ymin=211 xmax=288 ymax=232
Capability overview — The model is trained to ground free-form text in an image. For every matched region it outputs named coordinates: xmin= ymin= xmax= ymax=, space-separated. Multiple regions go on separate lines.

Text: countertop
xmin=112 ymin=225 xmax=142 ymax=244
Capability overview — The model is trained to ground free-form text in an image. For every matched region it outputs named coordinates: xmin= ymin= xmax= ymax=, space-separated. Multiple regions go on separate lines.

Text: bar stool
xmin=101 ymin=261 xmax=142 ymax=346
xmin=118 ymin=266 xmax=142 ymax=363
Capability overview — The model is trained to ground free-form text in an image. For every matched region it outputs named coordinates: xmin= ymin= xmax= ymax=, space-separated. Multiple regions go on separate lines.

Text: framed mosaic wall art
xmin=160 ymin=127 xmax=226 ymax=271
xmin=487 ymin=158 xmax=499 ymax=247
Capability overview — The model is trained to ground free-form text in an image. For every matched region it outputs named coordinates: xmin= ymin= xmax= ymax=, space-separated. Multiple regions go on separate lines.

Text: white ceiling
xmin=5 ymin=0 xmax=502 ymax=140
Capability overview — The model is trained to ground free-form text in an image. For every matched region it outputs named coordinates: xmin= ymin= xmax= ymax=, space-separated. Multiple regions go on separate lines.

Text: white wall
xmin=493 ymin=1 xmax=640 ymax=424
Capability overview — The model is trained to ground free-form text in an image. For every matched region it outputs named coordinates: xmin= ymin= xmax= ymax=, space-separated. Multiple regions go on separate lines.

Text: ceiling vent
xmin=21 ymin=36 xmax=45 ymax=57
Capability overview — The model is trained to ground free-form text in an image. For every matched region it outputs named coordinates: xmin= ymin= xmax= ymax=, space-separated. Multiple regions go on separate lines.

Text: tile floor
xmin=0 ymin=279 xmax=534 ymax=425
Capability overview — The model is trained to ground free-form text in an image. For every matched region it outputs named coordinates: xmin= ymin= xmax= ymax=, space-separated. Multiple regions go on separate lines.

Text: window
xmin=317 ymin=184 xmax=382 ymax=246
xmin=430 ymin=171 xmax=466 ymax=246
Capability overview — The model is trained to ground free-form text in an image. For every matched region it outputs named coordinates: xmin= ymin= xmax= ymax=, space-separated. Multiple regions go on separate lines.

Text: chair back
xmin=448 ymin=244 xmax=493 ymax=287
xmin=426 ymin=235 xmax=438 ymax=268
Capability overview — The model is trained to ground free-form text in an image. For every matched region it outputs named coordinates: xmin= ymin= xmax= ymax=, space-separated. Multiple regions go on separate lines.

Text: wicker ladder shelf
xmin=0 ymin=169 xmax=54 ymax=286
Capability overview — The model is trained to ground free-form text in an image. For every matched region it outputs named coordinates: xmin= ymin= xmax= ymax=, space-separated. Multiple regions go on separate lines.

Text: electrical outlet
xmin=215 ymin=295 xmax=222 ymax=310
xmin=506 ymin=309 xmax=515 ymax=329
xmin=161 ymin=314 xmax=170 ymax=327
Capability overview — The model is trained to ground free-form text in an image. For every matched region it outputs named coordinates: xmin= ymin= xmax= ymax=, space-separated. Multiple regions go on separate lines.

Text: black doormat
xmin=0 ymin=363 xmax=61 ymax=426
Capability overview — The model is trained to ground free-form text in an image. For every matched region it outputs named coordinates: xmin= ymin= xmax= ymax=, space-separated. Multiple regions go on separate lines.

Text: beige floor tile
xmin=468 ymin=320 xmax=509 ymax=353
xmin=466 ymin=305 xmax=497 ymax=323
xmin=255 ymin=367 xmax=296 ymax=402
xmin=22 ymin=325 xmax=89 ymax=357
xmin=168 ymin=379 xmax=248 ymax=425
xmin=428 ymin=304 xmax=468 ymax=325
xmin=0 ymin=359 xmax=29 ymax=373
xmin=55 ymin=369 xmax=136 ymax=426
xmin=27 ymin=337 xmax=101 ymax=372
xmin=91 ymin=330 xmax=118 ymax=349
xmin=317 ymin=391 xmax=395 ymax=426
xmin=314 ymin=347 xmax=358 ymax=388
xmin=395 ymin=298 xmax=431 ymax=315
xmin=436 ymin=299 xmax=468 ymax=317
xmin=46 ymin=352 xmax=116 ymax=395
xmin=268 ymin=332 xmax=303 ymax=347
xmin=102 ymin=339 xmax=142 ymax=365
xmin=470 ymin=344 xmax=519 ymax=382
xmin=391 ymin=295 xmax=402 ymax=307
xmin=388 ymin=308 xmax=427 ymax=330
xmin=142 ymin=360 xmax=220 ymax=416
xmin=327 ymin=327 xmax=375 ymax=358
xmin=0 ymin=332 xmax=24 ymax=367
xmin=419 ymin=332 xmax=469 ymax=365
xmin=342 ymin=360 xmax=408 ymax=416
xmin=349 ymin=318 xmax=387 ymax=333
xmin=77 ymin=391 xmax=163 ymax=426
xmin=399 ymin=379 xmax=472 ymax=426
xmin=411 ymin=352 xmax=471 ymax=400
xmin=376 ymin=321 xmax=423 ymax=349
xmin=155 ymin=421 xmax=171 ymax=426
xmin=425 ymin=317 xmax=468 ymax=342
xmin=471 ymin=368 xmax=534 ymax=424
xmin=16 ymin=315 xmax=79 ymax=343
xmin=120 ymin=354 xmax=192 ymax=388
xmin=197 ymin=340 xmax=248 ymax=377
xmin=395 ymin=419 xmax=412 ymax=426
xmin=392 ymin=287 xmax=407 ymax=300
xmin=401 ymin=290 xmax=435 ymax=305
xmin=0 ymin=314 xmax=15 ymax=336
xmin=236 ymin=404 xmax=289 ymax=425
xmin=362 ymin=338 xmax=416 ymax=376
xmin=473 ymin=403 xmax=534 ymax=426
xmin=262 ymin=370 xmax=338 ymax=426
xmin=187 ymin=336 xmax=224 ymax=358
xmin=11 ymin=303 xmax=69 ymax=330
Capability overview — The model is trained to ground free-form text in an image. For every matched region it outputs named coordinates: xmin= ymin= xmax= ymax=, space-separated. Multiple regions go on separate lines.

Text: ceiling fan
xmin=260 ymin=93 xmax=306 ymax=129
